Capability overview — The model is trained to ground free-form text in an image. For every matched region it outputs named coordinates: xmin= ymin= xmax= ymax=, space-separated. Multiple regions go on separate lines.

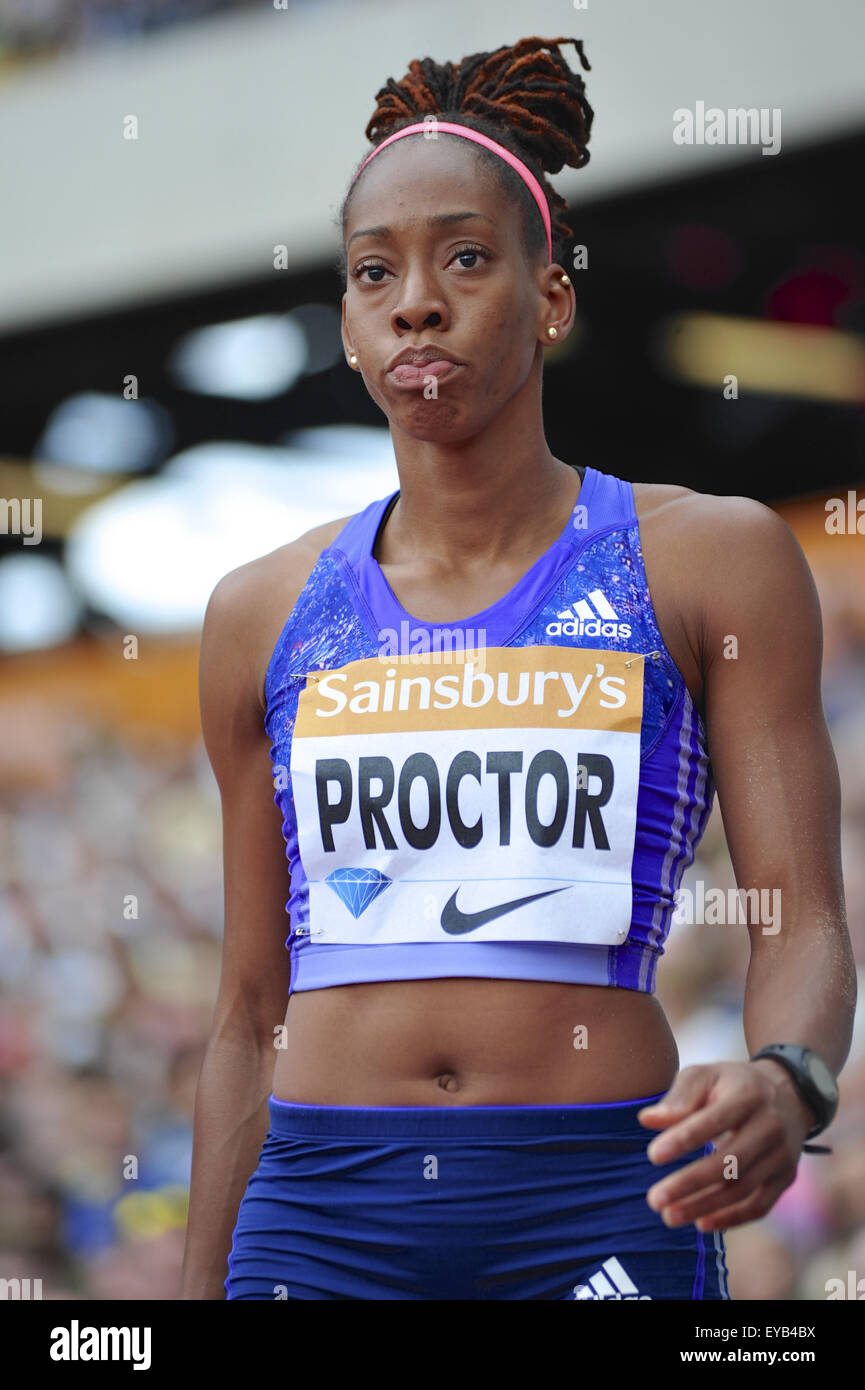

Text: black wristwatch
xmin=750 ymin=1044 xmax=839 ymax=1142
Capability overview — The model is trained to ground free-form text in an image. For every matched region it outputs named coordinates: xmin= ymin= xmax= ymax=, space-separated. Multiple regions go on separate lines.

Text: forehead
xmin=346 ymin=135 xmax=504 ymax=225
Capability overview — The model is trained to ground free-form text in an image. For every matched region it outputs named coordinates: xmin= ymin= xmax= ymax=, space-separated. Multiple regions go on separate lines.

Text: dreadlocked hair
xmin=339 ymin=36 xmax=593 ymax=281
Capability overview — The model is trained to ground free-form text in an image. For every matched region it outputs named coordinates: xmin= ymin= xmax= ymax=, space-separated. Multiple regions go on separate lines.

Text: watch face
xmin=806 ymin=1052 xmax=839 ymax=1103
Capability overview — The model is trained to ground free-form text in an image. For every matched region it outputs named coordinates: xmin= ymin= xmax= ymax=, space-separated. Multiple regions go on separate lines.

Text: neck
xmin=380 ymin=388 xmax=580 ymax=570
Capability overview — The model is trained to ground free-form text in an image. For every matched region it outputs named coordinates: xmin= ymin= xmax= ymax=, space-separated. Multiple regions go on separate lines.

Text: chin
xmin=399 ymin=422 xmax=476 ymax=446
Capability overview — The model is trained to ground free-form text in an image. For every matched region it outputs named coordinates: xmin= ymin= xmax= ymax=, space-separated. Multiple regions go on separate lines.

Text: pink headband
xmin=349 ymin=119 xmax=552 ymax=264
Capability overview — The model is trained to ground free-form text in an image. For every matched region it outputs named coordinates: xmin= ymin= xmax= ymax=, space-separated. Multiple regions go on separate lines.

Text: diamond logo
xmin=325 ymin=867 xmax=392 ymax=918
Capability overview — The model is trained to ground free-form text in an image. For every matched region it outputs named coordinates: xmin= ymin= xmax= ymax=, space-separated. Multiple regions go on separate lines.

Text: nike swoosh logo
xmin=440 ymin=885 xmax=572 ymax=935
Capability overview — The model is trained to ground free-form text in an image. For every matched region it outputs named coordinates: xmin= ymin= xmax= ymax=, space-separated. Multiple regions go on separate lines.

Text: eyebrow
xmin=347 ymin=210 xmax=496 ymax=248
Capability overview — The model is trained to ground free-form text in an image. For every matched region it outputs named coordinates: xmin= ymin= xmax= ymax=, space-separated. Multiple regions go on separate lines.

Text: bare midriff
xmin=270 ymin=977 xmax=679 ymax=1105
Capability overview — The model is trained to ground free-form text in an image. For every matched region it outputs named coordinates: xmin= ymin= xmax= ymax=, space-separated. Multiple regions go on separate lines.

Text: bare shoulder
xmin=202 ymin=512 xmax=357 ymax=716
xmin=633 ymin=478 xmax=804 ymax=575
xmin=631 ymin=479 xmax=814 ymax=710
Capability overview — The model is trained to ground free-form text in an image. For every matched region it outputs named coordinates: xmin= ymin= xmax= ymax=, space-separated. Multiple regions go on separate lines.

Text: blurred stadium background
xmin=0 ymin=0 xmax=863 ymax=1300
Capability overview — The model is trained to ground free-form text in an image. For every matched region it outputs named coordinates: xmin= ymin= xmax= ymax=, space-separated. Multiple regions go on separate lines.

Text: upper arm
xmin=691 ymin=495 xmax=845 ymax=945
xmin=198 ymin=562 xmax=296 ymax=1043
xmin=198 ymin=516 xmax=356 ymax=1040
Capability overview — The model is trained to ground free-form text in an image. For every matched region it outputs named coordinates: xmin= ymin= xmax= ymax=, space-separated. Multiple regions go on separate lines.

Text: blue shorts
xmin=225 ymin=1091 xmax=731 ymax=1300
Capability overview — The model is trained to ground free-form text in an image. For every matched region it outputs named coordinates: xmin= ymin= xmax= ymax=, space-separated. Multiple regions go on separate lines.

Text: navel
xmin=436 ymin=1072 xmax=460 ymax=1093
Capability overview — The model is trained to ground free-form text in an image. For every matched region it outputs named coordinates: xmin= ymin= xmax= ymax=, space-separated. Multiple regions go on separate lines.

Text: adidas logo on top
xmin=573 ymin=1256 xmax=652 ymax=1300
xmin=546 ymin=589 xmax=632 ymax=641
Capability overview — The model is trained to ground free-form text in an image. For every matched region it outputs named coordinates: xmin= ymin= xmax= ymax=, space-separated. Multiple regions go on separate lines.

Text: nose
xmin=390 ymin=264 xmax=451 ymax=335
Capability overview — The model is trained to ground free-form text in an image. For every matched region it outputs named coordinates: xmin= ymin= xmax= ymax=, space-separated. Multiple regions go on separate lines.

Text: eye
xmin=352 ymin=260 xmax=389 ymax=284
xmin=450 ymin=243 xmax=490 ymax=269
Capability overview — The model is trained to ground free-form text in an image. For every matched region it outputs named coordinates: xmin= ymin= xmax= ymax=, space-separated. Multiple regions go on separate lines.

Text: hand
xmin=637 ymin=1059 xmax=815 ymax=1233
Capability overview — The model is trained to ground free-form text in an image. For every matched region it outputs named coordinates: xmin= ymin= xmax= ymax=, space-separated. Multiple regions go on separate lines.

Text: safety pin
xmin=624 ymin=650 xmax=663 ymax=668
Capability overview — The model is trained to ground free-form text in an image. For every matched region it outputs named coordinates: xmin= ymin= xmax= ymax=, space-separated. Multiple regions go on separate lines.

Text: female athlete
xmin=181 ymin=36 xmax=855 ymax=1301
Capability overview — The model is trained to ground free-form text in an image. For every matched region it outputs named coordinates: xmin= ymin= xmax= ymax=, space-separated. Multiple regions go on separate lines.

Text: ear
xmin=340 ymin=293 xmax=355 ymax=365
xmin=539 ymin=263 xmax=577 ymax=346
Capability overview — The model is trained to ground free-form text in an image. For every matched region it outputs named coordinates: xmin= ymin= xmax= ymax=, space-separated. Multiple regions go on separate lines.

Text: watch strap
xmin=750 ymin=1043 xmax=835 ymax=1140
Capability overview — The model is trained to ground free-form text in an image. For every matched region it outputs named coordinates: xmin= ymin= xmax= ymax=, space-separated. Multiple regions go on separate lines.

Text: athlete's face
xmin=341 ymin=138 xmax=572 ymax=443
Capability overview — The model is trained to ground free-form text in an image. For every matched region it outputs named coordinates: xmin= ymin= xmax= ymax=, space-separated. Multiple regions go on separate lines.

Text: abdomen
xmin=271 ymin=976 xmax=679 ymax=1105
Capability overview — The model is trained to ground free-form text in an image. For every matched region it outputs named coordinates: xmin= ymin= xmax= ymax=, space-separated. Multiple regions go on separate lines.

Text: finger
xmin=657 ymin=1149 xmax=794 ymax=1227
xmin=637 ymin=1067 xmax=715 ymax=1131
xmin=647 ymin=1113 xmax=780 ymax=1211
xmin=692 ymin=1172 xmax=792 ymax=1232
xmin=647 ymin=1149 xmax=728 ymax=1214
xmin=645 ymin=1091 xmax=760 ymax=1164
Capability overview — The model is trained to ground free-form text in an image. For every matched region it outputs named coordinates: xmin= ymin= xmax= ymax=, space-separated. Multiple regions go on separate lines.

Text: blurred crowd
xmin=0 ymin=714 xmax=223 ymax=1298
xmin=0 ymin=500 xmax=863 ymax=1301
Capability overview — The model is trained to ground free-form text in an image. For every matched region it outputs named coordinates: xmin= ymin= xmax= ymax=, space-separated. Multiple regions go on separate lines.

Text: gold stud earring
xmin=349 ymin=352 xmax=358 ymax=366
xmin=560 ymin=274 xmax=571 ymax=286
xmin=547 ymin=326 xmax=558 ymax=339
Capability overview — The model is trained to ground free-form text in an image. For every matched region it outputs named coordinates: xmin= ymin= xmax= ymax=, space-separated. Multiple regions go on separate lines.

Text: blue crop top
xmin=263 ymin=462 xmax=715 ymax=996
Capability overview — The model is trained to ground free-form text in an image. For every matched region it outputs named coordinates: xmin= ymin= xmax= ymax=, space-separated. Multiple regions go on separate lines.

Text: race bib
xmin=290 ymin=646 xmax=644 ymax=947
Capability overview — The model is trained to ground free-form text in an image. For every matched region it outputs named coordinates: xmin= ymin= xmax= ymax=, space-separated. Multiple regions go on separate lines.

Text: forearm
xmin=743 ymin=922 xmax=856 ymax=1087
xmin=180 ymin=1032 xmax=276 ymax=1299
